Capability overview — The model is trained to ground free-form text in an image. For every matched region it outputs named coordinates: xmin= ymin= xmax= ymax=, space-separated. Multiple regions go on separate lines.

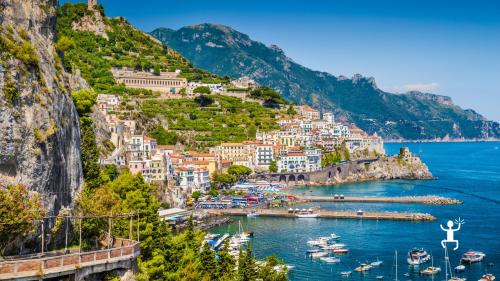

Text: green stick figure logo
xmin=440 ymin=217 xmax=465 ymax=250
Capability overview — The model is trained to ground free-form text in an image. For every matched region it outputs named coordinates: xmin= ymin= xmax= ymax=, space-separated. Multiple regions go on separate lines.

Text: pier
xmin=207 ymin=209 xmax=436 ymax=222
xmin=294 ymin=195 xmax=462 ymax=205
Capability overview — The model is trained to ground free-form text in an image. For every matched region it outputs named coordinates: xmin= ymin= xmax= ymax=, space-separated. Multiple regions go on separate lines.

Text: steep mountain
xmin=151 ymin=24 xmax=500 ymax=140
xmin=0 ymin=0 xmax=83 ymax=215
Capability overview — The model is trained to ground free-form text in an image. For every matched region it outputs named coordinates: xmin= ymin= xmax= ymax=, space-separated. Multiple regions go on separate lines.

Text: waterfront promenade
xmin=207 ymin=208 xmax=436 ymax=221
xmin=0 ymin=238 xmax=140 ymax=281
xmin=294 ymin=195 xmax=462 ymax=205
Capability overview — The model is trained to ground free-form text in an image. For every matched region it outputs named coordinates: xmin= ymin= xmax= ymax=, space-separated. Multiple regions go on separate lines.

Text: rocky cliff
xmin=0 ymin=0 xmax=83 ymax=215
xmin=320 ymin=155 xmax=433 ymax=186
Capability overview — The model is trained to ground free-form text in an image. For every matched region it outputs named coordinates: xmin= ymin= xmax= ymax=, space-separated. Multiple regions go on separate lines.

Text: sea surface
xmin=212 ymin=142 xmax=500 ymax=281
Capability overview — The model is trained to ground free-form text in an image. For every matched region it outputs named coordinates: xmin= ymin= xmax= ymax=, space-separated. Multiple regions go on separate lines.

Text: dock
xmin=207 ymin=208 xmax=436 ymax=222
xmin=294 ymin=195 xmax=462 ymax=205
xmin=213 ymin=233 xmax=230 ymax=249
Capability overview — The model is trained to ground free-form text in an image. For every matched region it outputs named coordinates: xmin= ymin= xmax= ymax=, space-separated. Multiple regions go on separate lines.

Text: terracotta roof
xmin=144 ymin=136 xmax=156 ymax=141
xmin=183 ymin=161 xmax=210 ymax=165
xmin=301 ymin=105 xmax=319 ymax=112
xmin=221 ymin=160 xmax=233 ymax=164
xmin=221 ymin=143 xmax=244 ymax=147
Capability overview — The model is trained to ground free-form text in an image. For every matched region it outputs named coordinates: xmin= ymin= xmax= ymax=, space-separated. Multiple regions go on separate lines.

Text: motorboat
xmin=449 ymin=278 xmax=466 ymax=281
xmin=371 ymin=258 xmax=383 ymax=267
xmin=407 ymin=248 xmax=431 ymax=265
xmin=478 ymin=274 xmax=496 ymax=281
xmin=320 ymin=257 xmax=341 ymax=263
xmin=307 ymin=238 xmax=328 ymax=246
xmin=329 ymin=233 xmax=341 ymax=240
xmin=341 ymin=271 xmax=352 ymax=276
xmin=333 ymin=248 xmax=349 ymax=254
xmin=455 ymin=265 xmax=466 ymax=272
xmin=376 ymin=276 xmax=384 ymax=279
xmin=355 ymin=263 xmax=373 ymax=272
xmin=311 ymin=251 xmax=329 ymax=259
xmin=247 ymin=210 xmax=259 ymax=217
xmin=420 ymin=266 xmax=441 ymax=275
xmin=461 ymin=251 xmax=485 ymax=263
xmin=306 ymin=248 xmax=321 ymax=254
xmin=296 ymin=213 xmax=319 ymax=218
xmin=321 ymin=243 xmax=346 ymax=250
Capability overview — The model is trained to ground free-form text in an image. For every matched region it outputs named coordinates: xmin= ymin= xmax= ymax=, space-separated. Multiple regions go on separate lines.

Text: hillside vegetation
xmin=151 ymin=24 xmax=500 ymax=140
xmin=56 ymin=3 xmax=286 ymax=148
xmin=56 ymin=3 xmax=226 ymax=95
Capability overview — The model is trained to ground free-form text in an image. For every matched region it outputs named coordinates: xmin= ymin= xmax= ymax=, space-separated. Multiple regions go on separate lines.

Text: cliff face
xmin=0 ymin=0 xmax=83 ymax=215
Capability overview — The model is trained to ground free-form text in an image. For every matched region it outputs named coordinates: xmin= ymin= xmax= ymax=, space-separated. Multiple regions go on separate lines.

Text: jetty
xmin=294 ymin=195 xmax=462 ymax=205
xmin=207 ymin=209 xmax=436 ymax=222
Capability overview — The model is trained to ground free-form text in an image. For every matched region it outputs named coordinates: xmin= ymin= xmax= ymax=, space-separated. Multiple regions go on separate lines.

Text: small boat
xmin=420 ymin=266 xmax=441 ymax=275
xmin=311 ymin=251 xmax=329 ymax=259
xmin=449 ymin=278 xmax=466 ymax=281
xmin=461 ymin=251 xmax=486 ymax=263
xmin=320 ymin=257 xmax=341 ymax=263
xmin=247 ymin=210 xmax=259 ymax=217
xmin=407 ymin=248 xmax=431 ymax=265
xmin=306 ymin=249 xmax=321 ymax=254
xmin=321 ymin=243 xmax=346 ymax=250
xmin=371 ymin=258 xmax=383 ymax=267
xmin=296 ymin=213 xmax=319 ymax=218
xmin=478 ymin=274 xmax=496 ymax=281
xmin=355 ymin=263 xmax=373 ymax=272
xmin=241 ymin=231 xmax=254 ymax=237
xmin=404 ymin=273 xmax=410 ymax=277
xmin=455 ymin=265 xmax=466 ymax=272
xmin=333 ymin=249 xmax=349 ymax=254
xmin=376 ymin=276 xmax=384 ymax=279
xmin=341 ymin=271 xmax=352 ymax=276
xmin=307 ymin=238 xmax=328 ymax=246
xmin=330 ymin=233 xmax=341 ymax=240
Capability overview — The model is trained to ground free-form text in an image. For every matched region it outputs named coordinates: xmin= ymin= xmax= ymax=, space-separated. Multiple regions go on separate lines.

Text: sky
xmin=61 ymin=0 xmax=500 ymax=121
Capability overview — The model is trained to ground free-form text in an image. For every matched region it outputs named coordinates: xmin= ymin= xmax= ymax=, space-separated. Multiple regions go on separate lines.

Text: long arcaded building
xmin=112 ymin=68 xmax=187 ymax=94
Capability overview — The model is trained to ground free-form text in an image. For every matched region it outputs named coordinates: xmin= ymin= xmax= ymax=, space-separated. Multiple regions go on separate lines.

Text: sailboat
xmin=444 ymin=244 xmax=466 ymax=281
xmin=420 ymin=256 xmax=441 ymax=275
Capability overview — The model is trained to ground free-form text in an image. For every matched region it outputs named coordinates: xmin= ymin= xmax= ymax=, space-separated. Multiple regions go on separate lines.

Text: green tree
xmin=200 ymin=242 xmax=218 ymax=280
xmin=55 ymin=35 xmax=75 ymax=53
xmin=227 ymin=165 xmax=252 ymax=179
xmin=269 ymin=161 xmax=278 ymax=173
xmin=0 ymin=185 xmax=45 ymax=256
xmin=191 ymin=191 xmax=202 ymax=202
xmin=148 ymin=125 xmax=178 ymax=145
xmin=193 ymin=86 xmax=211 ymax=95
xmin=72 ymin=89 xmax=97 ymax=116
xmin=212 ymin=172 xmax=237 ymax=189
xmin=80 ymin=117 xmax=101 ymax=188
xmin=208 ymin=188 xmax=219 ymax=197
xmin=217 ymin=240 xmax=235 ymax=278
xmin=194 ymin=94 xmax=214 ymax=107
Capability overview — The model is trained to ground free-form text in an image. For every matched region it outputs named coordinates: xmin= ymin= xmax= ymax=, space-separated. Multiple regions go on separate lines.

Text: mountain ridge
xmin=151 ymin=23 xmax=500 ymax=140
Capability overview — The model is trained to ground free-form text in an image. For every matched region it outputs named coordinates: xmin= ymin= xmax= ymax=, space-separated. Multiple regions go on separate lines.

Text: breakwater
xmin=294 ymin=195 xmax=462 ymax=205
xmin=207 ymin=208 xmax=436 ymax=222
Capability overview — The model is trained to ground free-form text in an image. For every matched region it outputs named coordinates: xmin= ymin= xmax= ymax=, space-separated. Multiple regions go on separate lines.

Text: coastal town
xmin=94 ymin=67 xmax=386 ymax=209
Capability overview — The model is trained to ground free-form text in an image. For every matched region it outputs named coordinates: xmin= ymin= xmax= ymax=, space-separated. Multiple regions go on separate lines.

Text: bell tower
xmin=88 ymin=0 xmax=97 ymax=10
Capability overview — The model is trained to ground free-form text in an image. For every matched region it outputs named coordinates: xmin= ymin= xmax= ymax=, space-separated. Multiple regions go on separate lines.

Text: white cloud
xmin=392 ymin=82 xmax=440 ymax=93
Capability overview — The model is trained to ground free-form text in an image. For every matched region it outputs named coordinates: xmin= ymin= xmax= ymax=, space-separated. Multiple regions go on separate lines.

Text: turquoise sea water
xmin=212 ymin=142 xmax=500 ymax=281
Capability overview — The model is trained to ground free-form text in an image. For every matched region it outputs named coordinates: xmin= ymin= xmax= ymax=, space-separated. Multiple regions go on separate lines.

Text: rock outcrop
xmin=323 ymin=155 xmax=433 ymax=185
xmin=0 ymin=0 xmax=83 ymax=215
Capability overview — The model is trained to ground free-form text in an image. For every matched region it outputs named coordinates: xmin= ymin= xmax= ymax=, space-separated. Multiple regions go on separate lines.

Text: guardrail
xmin=0 ymin=238 xmax=140 ymax=280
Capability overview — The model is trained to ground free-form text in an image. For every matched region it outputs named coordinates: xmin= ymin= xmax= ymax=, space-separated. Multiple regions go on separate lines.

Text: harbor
xmin=207 ymin=208 xmax=436 ymax=221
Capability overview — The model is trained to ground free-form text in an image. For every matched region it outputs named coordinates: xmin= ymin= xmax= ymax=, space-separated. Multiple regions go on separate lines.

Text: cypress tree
xmin=200 ymin=242 xmax=218 ymax=280
xmin=217 ymin=239 xmax=235 ymax=278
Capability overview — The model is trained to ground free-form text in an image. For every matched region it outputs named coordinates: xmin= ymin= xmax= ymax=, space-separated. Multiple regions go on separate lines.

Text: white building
xmin=187 ymin=82 xmax=223 ymax=95
xmin=277 ymin=152 xmax=307 ymax=173
xmin=178 ymin=166 xmax=211 ymax=192
xmin=323 ymin=112 xmax=334 ymax=123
